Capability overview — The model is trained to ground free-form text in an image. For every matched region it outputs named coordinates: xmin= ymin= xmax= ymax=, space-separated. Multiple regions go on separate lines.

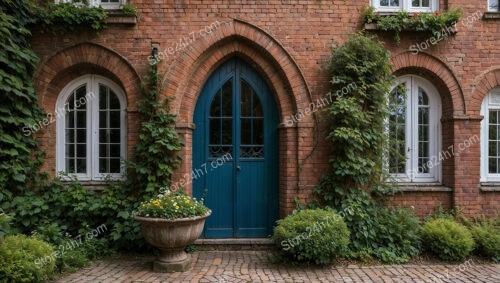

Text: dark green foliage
xmin=0 ymin=212 xmax=17 ymax=236
xmin=0 ymin=235 xmax=56 ymax=283
xmin=314 ymin=33 xmax=421 ymax=263
xmin=36 ymin=2 xmax=107 ymax=33
xmin=363 ymin=7 xmax=463 ymax=44
xmin=317 ymin=32 xmax=394 ymax=202
xmin=422 ymin=218 xmax=474 ymax=261
xmin=121 ymin=3 xmax=137 ymax=16
xmin=2 ymin=179 xmax=147 ymax=252
xmin=0 ymin=0 xmax=46 ymax=199
xmin=0 ymin=0 xmax=107 ymax=203
xmin=272 ymin=209 xmax=350 ymax=265
xmin=471 ymin=220 xmax=500 ymax=262
xmin=332 ymin=192 xmax=422 ymax=263
xmin=127 ymin=64 xmax=184 ymax=193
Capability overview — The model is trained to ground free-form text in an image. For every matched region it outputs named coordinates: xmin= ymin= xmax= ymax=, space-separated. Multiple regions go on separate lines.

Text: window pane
xmin=98 ymin=85 xmax=122 ymax=174
xmin=221 ymin=118 xmax=232 ymax=144
xmin=208 ymin=80 xmax=233 ymax=158
xmin=418 ymin=88 xmax=429 ymax=105
xmin=490 ymin=0 xmax=499 ymax=11
xmin=381 ymin=0 xmax=399 ymax=7
xmin=388 ymin=85 xmax=406 ymax=174
xmin=241 ymin=118 xmax=252 ymax=145
xmin=210 ymin=92 xmax=221 ymax=117
xmin=240 ymin=80 xmax=264 ymax=158
xmin=221 ymin=80 xmax=232 ymax=117
xmin=422 ymin=0 xmax=430 ymax=7
xmin=412 ymin=0 xmax=420 ymax=7
xmin=209 ymin=118 xmax=221 ymax=144
xmin=489 ymin=110 xmax=500 ymax=173
xmin=65 ymin=85 xmax=87 ymax=174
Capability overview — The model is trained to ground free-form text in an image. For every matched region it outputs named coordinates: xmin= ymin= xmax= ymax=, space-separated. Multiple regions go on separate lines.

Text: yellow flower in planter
xmin=175 ymin=206 xmax=179 ymax=210
xmin=152 ymin=200 xmax=160 ymax=206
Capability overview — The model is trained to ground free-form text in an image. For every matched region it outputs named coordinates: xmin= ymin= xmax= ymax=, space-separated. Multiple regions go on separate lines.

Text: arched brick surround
xmin=470 ymin=68 xmax=500 ymax=115
xmin=33 ymin=43 xmax=142 ymax=175
xmin=161 ymin=19 xmax=313 ymax=216
xmin=391 ymin=51 xmax=465 ymax=118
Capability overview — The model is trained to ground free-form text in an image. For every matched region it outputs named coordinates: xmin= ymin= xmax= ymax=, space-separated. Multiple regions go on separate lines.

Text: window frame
xmin=371 ymin=0 xmax=439 ymax=13
xmin=480 ymin=88 xmax=500 ymax=182
xmin=56 ymin=75 xmax=127 ymax=181
xmin=388 ymin=75 xmax=442 ymax=183
xmin=55 ymin=0 xmax=125 ymax=10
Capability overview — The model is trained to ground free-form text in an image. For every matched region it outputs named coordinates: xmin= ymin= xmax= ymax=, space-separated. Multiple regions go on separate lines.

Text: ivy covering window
xmin=56 ymin=0 xmax=124 ymax=9
xmin=480 ymin=88 xmax=500 ymax=182
xmin=388 ymin=76 xmax=441 ymax=182
xmin=372 ymin=0 xmax=438 ymax=12
xmin=56 ymin=75 xmax=126 ymax=180
xmin=489 ymin=0 xmax=499 ymax=12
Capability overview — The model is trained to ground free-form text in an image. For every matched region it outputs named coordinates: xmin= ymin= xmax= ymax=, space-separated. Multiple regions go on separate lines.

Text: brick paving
xmin=55 ymin=251 xmax=500 ymax=283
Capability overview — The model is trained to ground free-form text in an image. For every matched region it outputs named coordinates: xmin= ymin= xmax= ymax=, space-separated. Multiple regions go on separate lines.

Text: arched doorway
xmin=193 ymin=58 xmax=279 ymax=238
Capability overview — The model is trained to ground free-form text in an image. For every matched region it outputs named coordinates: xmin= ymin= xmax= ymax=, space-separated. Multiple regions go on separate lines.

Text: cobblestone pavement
xmin=55 ymin=251 xmax=500 ymax=283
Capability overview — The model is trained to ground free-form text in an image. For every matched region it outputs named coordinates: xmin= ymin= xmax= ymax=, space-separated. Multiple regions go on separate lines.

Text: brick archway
xmin=470 ymin=68 xmax=500 ymax=115
xmin=391 ymin=51 xmax=465 ymax=118
xmin=162 ymin=19 xmax=313 ymax=216
xmin=33 ymin=43 xmax=142 ymax=175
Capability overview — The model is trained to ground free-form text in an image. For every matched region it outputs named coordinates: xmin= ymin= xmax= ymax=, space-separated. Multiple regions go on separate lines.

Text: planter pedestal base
xmin=153 ymin=254 xmax=191 ymax=272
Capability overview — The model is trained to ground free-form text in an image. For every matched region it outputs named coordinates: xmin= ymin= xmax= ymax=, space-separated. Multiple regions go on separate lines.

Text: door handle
xmin=236 ymin=165 xmax=241 ymax=172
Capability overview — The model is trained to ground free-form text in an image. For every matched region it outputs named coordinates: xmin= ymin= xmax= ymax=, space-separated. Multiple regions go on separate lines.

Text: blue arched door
xmin=193 ymin=58 xmax=279 ymax=238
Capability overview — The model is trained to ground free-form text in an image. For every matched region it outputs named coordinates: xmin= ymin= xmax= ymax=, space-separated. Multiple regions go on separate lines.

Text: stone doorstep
xmin=194 ymin=238 xmax=276 ymax=251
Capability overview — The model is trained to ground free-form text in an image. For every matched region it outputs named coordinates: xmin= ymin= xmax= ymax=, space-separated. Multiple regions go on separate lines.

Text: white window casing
xmin=56 ymin=75 xmax=127 ymax=181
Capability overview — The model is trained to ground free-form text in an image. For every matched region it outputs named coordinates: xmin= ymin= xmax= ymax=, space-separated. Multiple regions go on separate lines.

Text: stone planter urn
xmin=134 ymin=212 xmax=211 ymax=272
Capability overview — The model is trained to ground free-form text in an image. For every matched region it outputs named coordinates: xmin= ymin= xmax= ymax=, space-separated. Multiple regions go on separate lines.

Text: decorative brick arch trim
xmin=391 ymin=51 xmax=465 ymax=117
xmin=161 ymin=19 xmax=312 ymax=216
xmin=162 ymin=18 xmax=312 ymax=125
xmin=33 ymin=42 xmax=141 ymax=111
xmin=470 ymin=68 xmax=500 ymax=116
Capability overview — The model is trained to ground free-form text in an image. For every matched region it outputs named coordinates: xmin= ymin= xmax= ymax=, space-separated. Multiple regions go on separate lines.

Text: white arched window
xmin=481 ymin=88 xmax=500 ymax=182
xmin=56 ymin=75 xmax=126 ymax=180
xmin=388 ymin=75 xmax=441 ymax=183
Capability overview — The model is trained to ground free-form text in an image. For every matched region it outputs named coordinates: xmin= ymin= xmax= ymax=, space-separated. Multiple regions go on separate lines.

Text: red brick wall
xmin=31 ymin=0 xmax=499 ymax=218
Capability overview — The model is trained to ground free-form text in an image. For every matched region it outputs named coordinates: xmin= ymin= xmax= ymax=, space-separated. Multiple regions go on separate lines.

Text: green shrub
xmin=471 ymin=221 xmax=500 ymax=262
xmin=373 ymin=207 xmax=422 ymax=263
xmin=0 ymin=212 xmax=17 ymax=236
xmin=422 ymin=218 xmax=474 ymax=261
xmin=0 ymin=235 xmax=55 ymax=283
xmin=273 ymin=208 xmax=350 ymax=265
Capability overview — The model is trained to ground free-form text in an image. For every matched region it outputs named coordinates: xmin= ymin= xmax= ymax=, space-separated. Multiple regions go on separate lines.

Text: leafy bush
xmin=273 ymin=208 xmax=350 ymax=265
xmin=0 ymin=235 xmax=55 ymax=283
xmin=333 ymin=191 xmax=422 ymax=263
xmin=422 ymin=218 xmax=474 ymax=261
xmin=471 ymin=221 xmax=500 ymax=262
xmin=135 ymin=189 xmax=210 ymax=219
xmin=0 ymin=212 xmax=17 ymax=236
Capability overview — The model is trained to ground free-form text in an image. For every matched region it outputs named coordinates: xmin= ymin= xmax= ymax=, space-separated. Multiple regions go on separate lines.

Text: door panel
xmin=193 ymin=58 xmax=278 ymax=238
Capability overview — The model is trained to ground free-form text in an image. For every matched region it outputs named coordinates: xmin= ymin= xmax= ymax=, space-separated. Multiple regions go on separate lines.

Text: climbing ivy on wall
xmin=127 ymin=62 xmax=184 ymax=193
xmin=0 ymin=0 xmax=46 ymax=199
xmin=315 ymin=32 xmax=395 ymax=202
xmin=0 ymin=0 xmax=107 ymax=199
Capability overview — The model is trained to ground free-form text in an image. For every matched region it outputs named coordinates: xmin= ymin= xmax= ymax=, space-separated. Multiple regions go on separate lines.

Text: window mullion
xmin=91 ymin=76 xmax=98 ymax=180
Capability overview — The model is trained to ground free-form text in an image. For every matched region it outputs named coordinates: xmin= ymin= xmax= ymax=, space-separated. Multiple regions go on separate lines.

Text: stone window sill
xmin=395 ymin=183 xmax=452 ymax=192
xmin=483 ymin=12 xmax=500 ymax=20
xmin=105 ymin=11 xmax=137 ymax=25
xmin=61 ymin=180 xmax=109 ymax=191
xmin=480 ymin=183 xmax=500 ymax=191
